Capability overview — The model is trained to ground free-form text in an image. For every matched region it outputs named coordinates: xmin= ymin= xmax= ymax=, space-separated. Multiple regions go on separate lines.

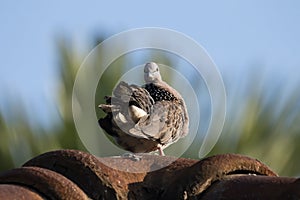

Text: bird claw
xmin=121 ymin=152 xmax=142 ymax=161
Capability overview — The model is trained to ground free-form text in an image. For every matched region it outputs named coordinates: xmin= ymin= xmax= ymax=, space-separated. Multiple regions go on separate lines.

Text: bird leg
xmin=158 ymin=144 xmax=165 ymax=156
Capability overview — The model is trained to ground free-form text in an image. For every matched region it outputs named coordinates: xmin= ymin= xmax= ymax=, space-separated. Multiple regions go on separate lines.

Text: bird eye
xmin=156 ymin=68 xmax=159 ymax=72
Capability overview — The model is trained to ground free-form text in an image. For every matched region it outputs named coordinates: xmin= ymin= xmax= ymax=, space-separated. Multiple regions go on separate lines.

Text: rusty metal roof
xmin=0 ymin=149 xmax=299 ymax=199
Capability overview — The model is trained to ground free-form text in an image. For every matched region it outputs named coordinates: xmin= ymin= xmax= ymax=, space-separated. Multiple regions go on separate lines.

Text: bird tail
xmin=98 ymin=81 xmax=154 ymax=125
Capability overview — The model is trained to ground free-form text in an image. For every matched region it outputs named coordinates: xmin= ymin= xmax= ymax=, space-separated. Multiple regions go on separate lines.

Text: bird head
xmin=144 ymin=62 xmax=162 ymax=83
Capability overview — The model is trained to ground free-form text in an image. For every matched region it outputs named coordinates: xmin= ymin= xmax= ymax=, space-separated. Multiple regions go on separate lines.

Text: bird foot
xmin=121 ymin=152 xmax=142 ymax=161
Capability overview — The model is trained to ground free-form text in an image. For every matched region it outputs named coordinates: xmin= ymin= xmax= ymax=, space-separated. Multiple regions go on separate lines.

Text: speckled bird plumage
xmin=98 ymin=62 xmax=189 ymax=155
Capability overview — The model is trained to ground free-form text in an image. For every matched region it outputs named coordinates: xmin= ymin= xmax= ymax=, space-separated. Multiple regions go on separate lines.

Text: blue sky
xmin=1 ymin=1 xmax=300 ymax=127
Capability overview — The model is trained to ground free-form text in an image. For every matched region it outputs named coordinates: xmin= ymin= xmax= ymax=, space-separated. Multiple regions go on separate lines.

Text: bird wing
xmin=128 ymin=100 xmax=186 ymax=145
xmin=99 ymin=81 xmax=155 ymax=134
xmin=128 ymin=102 xmax=167 ymax=139
xmin=113 ymin=81 xmax=154 ymax=113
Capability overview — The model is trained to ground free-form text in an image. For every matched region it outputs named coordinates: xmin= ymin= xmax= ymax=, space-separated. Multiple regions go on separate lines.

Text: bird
xmin=98 ymin=62 xmax=189 ymax=156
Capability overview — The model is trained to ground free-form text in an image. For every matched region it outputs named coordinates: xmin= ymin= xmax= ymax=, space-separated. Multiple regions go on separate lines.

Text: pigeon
xmin=98 ymin=62 xmax=189 ymax=155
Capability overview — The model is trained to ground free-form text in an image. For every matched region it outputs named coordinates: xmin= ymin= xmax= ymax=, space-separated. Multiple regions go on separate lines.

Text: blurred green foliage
xmin=209 ymin=73 xmax=300 ymax=176
xmin=0 ymin=38 xmax=86 ymax=172
xmin=1 ymin=34 xmax=300 ymax=177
